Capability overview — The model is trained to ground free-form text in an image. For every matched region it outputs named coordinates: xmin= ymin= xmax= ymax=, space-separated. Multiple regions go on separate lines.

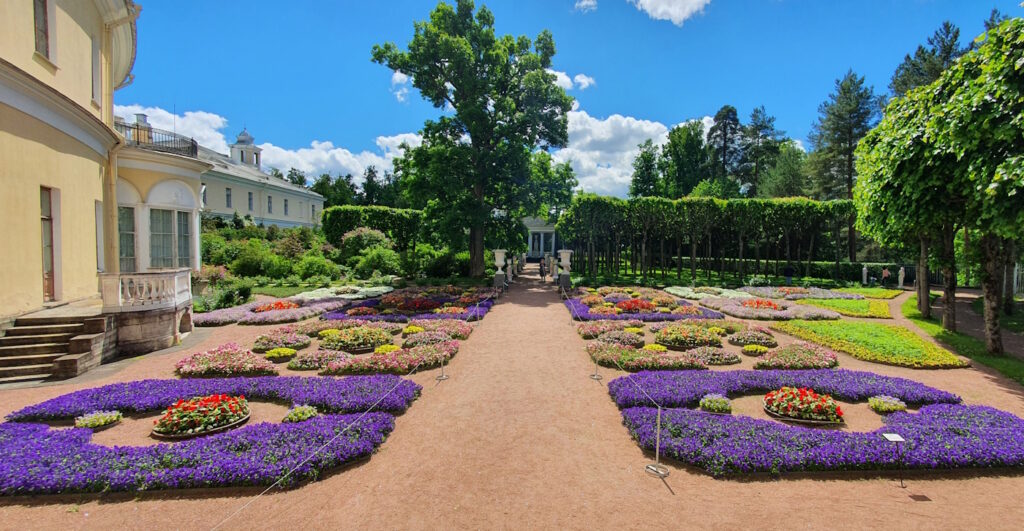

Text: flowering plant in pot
xmin=616 ymin=299 xmax=656 ymax=313
xmin=319 ymin=326 xmax=393 ymax=353
xmin=74 ymin=410 xmax=122 ymax=430
xmin=763 ymin=386 xmax=843 ymax=424
xmin=152 ymin=394 xmax=250 ymax=438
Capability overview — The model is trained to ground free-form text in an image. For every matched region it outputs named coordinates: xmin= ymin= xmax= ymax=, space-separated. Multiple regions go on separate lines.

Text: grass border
xmin=901 ymin=296 xmax=1024 ymax=386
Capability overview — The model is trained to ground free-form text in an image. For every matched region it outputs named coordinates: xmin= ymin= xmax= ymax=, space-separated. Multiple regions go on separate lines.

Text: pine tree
xmin=759 ymin=141 xmax=807 ymax=198
xmin=890 ymin=21 xmax=968 ymax=96
xmin=809 ymin=70 xmax=881 ymax=261
xmin=659 ymin=121 xmax=708 ymax=198
xmin=707 ymin=105 xmax=742 ymax=179
xmin=740 ymin=105 xmax=783 ymax=197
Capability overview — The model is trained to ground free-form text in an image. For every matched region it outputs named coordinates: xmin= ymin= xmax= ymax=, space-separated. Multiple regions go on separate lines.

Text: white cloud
xmin=628 ymin=0 xmax=711 ymax=26
xmin=575 ymin=0 xmax=598 ymax=12
xmin=390 ymin=71 xmax=411 ymax=102
xmin=573 ymin=73 xmax=596 ymax=90
xmin=546 ymin=68 xmax=575 ymax=90
xmin=552 ymin=110 xmax=714 ymax=197
xmin=547 ymin=69 xmax=596 ymax=91
xmin=114 ymin=104 xmax=419 ymax=183
xmin=114 ymin=104 xmax=231 ymax=153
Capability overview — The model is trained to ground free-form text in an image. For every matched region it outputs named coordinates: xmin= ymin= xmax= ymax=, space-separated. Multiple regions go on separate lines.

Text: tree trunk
xmin=469 ymin=224 xmax=485 ymax=277
xmin=660 ymin=238 xmax=666 ymax=282
xmin=980 ymin=234 xmax=1004 ymax=354
xmin=963 ymin=228 xmax=971 ymax=286
xmin=676 ymin=237 xmax=682 ymax=279
xmin=848 ymin=215 xmax=857 ymax=262
xmin=940 ymin=225 xmax=957 ymax=332
xmin=805 ymin=232 xmax=815 ymax=278
xmin=917 ymin=236 xmax=931 ymax=319
xmin=1004 ymin=239 xmax=1016 ymax=316
xmin=690 ymin=238 xmax=697 ymax=286
xmin=738 ymin=234 xmax=745 ymax=283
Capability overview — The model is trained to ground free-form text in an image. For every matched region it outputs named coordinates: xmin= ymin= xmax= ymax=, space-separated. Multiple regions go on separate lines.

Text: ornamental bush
xmin=728 ymin=330 xmax=778 ymax=348
xmin=689 ymin=346 xmax=741 ymax=366
xmin=699 ymin=394 xmax=732 ymax=414
xmin=742 ymin=345 xmax=770 ymax=356
xmin=73 ymin=411 xmax=122 ymax=429
xmin=264 ymin=347 xmax=298 ymax=362
xmin=320 ymin=326 xmax=393 ymax=353
xmin=754 ymin=342 xmax=838 ymax=370
xmin=869 ymin=395 xmax=908 ymax=414
xmin=175 ymin=343 xmax=278 ymax=378
xmin=282 ymin=405 xmax=319 ymax=423
xmin=596 ymin=329 xmax=646 ymax=348
xmin=655 ymin=324 xmax=722 ymax=350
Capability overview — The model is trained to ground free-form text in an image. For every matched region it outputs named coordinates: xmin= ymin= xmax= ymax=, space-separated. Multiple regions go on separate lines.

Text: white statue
xmin=898 ymin=266 xmax=905 ymax=289
xmin=862 ymin=265 xmax=868 ymax=285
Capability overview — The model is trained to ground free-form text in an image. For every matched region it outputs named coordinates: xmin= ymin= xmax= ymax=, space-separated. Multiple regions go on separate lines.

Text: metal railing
xmin=100 ymin=269 xmax=192 ymax=313
xmin=115 ymin=122 xmax=198 ymax=158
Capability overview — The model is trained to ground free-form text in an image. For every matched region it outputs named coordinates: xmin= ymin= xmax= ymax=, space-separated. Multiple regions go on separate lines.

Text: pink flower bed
xmin=321 ymin=341 xmax=459 ymax=375
xmin=174 ymin=343 xmax=278 ymax=377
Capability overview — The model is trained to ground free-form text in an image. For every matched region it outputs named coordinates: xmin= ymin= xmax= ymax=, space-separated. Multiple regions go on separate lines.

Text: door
xmin=40 ymin=187 xmax=54 ymax=301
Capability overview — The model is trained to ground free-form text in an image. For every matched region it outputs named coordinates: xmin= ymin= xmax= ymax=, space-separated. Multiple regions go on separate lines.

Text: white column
xmin=139 ymin=205 xmax=151 ymax=271
xmin=192 ymin=209 xmax=201 ymax=271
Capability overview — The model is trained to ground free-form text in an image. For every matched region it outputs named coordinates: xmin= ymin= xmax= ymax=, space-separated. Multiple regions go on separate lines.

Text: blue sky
xmin=116 ymin=0 xmax=1021 ymax=196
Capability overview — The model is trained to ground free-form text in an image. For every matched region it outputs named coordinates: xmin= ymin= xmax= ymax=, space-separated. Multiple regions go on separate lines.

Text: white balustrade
xmin=101 ymin=269 xmax=192 ymax=313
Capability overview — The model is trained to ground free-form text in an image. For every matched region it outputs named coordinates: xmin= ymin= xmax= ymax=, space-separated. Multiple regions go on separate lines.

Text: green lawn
xmin=795 ymin=298 xmax=891 ymax=318
xmin=969 ymin=297 xmax=1024 ymax=334
xmin=771 ymin=319 xmax=967 ymax=369
xmin=903 ymin=296 xmax=1024 ymax=386
xmin=836 ymin=287 xmax=903 ymax=299
xmin=251 ymin=285 xmax=312 ymax=298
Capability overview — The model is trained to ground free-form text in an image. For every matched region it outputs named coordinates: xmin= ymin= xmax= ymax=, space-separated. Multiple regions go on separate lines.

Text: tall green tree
xmin=809 ymin=70 xmax=881 ymax=261
xmin=310 ymin=172 xmax=358 ymax=208
xmin=629 ymin=139 xmax=662 ymax=198
xmin=659 ymin=121 xmax=708 ymax=198
xmin=759 ymin=141 xmax=807 ymax=198
xmin=286 ymin=168 xmax=307 ymax=187
xmin=707 ymin=105 xmax=743 ymax=179
xmin=529 ymin=151 xmax=577 ymax=221
xmin=360 ymin=166 xmax=384 ymax=205
xmin=890 ymin=21 xmax=968 ymax=97
xmin=372 ymin=0 xmax=572 ymax=276
xmin=740 ymin=105 xmax=783 ymax=196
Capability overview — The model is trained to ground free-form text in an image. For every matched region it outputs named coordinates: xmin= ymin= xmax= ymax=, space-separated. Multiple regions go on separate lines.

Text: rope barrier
xmin=211 ymin=357 xmax=431 ymax=530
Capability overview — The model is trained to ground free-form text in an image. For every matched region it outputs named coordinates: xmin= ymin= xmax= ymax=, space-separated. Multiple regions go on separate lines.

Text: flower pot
xmin=268 ymin=356 xmax=295 ymax=364
xmin=763 ymin=405 xmax=844 ymax=426
xmin=84 ymin=419 xmax=121 ymax=432
xmin=151 ymin=412 xmax=251 ymax=440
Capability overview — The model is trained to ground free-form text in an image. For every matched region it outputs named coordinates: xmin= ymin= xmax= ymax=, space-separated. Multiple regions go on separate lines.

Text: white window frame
xmin=149 ymin=208 xmax=194 ymax=270
xmin=225 ymin=187 xmax=232 ymax=208
xmin=267 ymin=195 xmax=273 ymax=214
xmin=284 ymin=198 xmax=288 ymax=216
xmin=248 ymin=191 xmax=253 ymax=211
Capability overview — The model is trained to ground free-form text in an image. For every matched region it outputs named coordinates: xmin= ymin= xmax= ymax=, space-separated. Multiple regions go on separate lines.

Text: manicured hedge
xmin=322 ymin=205 xmax=422 ymax=249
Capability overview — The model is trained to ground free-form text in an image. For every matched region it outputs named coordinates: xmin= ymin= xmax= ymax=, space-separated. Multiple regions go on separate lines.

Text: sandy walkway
xmin=2 ymin=273 xmax=1024 ymax=529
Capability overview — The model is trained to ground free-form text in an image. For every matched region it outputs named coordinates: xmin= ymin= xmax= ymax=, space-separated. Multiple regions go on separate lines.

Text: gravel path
xmin=1 ymin=273 xmax=1024 ymax=529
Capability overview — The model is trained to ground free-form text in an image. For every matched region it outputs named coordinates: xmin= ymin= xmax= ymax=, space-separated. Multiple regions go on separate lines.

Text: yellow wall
xmin=0 ymin=0 xmax=108 ymax=121
xmin=0 ymin=104 xmax=106 ymax=318
xmin=118 ymin=166 xmax=202 ymax=203
xmin=201 ymin=175 xmax=324 ymax=226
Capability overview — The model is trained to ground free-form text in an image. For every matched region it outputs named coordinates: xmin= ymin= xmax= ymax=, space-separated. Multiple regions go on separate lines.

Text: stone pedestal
xmin=494 ymin=272 xmax=505 ymax=291
xmin=559 ymin=273 xmax=572 ymax=292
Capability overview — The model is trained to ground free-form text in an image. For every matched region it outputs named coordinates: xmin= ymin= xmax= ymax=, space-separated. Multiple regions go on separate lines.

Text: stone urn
xmin=493 ymin=249 xmax=506 ymax=275
xmin=558 ymin=250 xmax=573 ymax=274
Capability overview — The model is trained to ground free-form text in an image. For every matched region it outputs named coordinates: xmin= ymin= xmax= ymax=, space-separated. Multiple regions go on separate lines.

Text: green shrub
xmin=341 ymin=228 xmax=393 ymax=262
xmin=261 ymin=254 xmax=293 ymax=279
xmin=354 ymin=246 xmax=402 ymax=278
xmin=295 ymin=252 xmax=341 ymax=280
xmin=230 ymin=240 xmax=273 ymax=277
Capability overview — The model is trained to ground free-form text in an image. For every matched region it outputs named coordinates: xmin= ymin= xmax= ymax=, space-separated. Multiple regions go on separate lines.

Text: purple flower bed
xmin=565 ymin=299 xmax=723 ymax=322
xmin=607 ymin=369 xmax=960 ymax=409
xmin=0 ymin=412 xmax=395 ymax=494
xmin=7 ymin=375 xmax=421 ymax=421
xmin=193 ymin=298 xmax=349 ymax=327
xmin=622 ymin=404 xmax=1024 ymax=477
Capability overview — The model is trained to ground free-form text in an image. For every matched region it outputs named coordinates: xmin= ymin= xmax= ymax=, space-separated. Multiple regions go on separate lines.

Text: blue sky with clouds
xmin=115 ymin=0 xmax=1021 ymax=196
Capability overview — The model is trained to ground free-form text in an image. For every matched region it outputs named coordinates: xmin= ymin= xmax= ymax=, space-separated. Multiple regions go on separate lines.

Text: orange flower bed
xmin=742 ymin=298 xmax=780 ymax=311
xmin=253 ymin=300 xmax=300 ymax=313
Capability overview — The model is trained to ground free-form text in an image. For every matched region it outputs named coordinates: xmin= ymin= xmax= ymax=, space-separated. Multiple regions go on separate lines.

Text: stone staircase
xmin=0 ymin=316 xmax=90 ymax=384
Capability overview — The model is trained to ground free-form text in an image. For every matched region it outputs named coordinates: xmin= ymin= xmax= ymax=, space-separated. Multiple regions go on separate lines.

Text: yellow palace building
xmin=0 ymin=1 xmax=201 ymax=382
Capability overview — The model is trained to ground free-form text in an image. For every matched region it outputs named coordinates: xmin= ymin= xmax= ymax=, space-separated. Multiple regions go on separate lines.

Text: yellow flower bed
xmin=795 ymin=298 xmax=891 ymax=318
xmin=771 ymin=320 xmax=968 ymax=369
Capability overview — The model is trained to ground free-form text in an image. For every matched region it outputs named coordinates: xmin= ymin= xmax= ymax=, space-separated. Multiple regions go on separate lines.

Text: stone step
xmin=0 ymin=333 xmax=74 ymax=346
xmin=0 ymin=352 xmax=64 ymax=367
xmin=0 ymin=373 xmax=53 ymax=385
xmin=4 ymin=323 xmax=84 ymax=336
xmin=0 ymin=343 xmax=67 ymax=357
xmin=14 ymin=315 xmax=96 ymax=327
xmin=0 ymin=363 xmax=54 ymax=379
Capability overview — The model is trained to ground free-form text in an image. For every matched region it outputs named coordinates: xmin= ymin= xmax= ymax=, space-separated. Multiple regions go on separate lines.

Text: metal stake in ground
xmin=645 ymin=406 xmax=669 ymax=478
xmin=590 ymin=357 xmax=602 ymax=381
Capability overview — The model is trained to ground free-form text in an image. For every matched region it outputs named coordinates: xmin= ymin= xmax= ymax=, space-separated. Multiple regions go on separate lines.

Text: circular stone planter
xmin=84 ymin=419 xmax=121 ymax=432
xmin=655 ymin=341 xmax=697 ymax=352
xmin=267 ymin=356 xmax=296 ymax=364
xmin=763 ymin=405 xmax=844 ymax=427
xmin=151 ymin=412 xmax=251 ymax=440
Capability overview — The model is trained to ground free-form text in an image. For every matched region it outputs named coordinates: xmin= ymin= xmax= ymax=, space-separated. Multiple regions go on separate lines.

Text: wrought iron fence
xmin=115 ymin=122 xmax=198 ymax=158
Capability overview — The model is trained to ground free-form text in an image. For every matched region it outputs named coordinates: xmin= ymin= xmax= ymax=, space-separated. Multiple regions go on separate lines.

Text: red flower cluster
xmin=153 ymin=394 xmax=249 ymax=435
xmin=763 ymin=386 xmax=843 ymax=423
xmin=616 ymin=299 xmax=656 ymax=313
xmin=253 ymin=300 xmax=300 ymax=313
xmin=398 ymin=298 xmax=441 ymax=312
xmin=742 ymin=298 xmax=781 ymax=310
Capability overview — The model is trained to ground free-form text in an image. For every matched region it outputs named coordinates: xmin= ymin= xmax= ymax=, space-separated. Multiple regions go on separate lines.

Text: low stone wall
xmin=114 ymin=302 xmax=192 ymax=356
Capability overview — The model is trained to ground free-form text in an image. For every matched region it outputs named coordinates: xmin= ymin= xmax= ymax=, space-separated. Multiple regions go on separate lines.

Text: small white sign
xmin=882 ymin=433 xmax=905 ymax=443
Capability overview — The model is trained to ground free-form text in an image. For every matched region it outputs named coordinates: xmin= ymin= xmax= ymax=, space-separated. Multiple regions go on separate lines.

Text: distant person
xmin=783 ymin=263 xmax=795 ymax=286
xmin=539 ymin=259 xmax=546 ymax=279
xmin=882 ymin=267 xmax=891 ymax=287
